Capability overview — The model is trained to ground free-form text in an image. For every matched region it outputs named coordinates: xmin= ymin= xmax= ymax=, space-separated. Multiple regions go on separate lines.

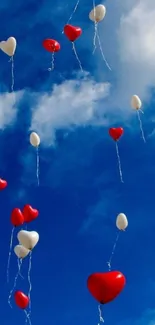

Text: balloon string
xmin=137 ymin=110 xmax=146 ymax=143
xmin=92 ymin=0 xmax=97 ymax=54
xmin=48 ymin=53 xmax=55 ymax=71
xmin=72 ymin=42 xmax=83 ymax=72
xmin=96 ymin=30 xmax=112 ymax=71
xmin=36 ymin=147 xmax=40 ymax=186
xmin=7 ymin=227 xmax=15 ymax=283
xmin=115 ymin=142 xmax=124 ymax=183
xmin=97 ymin=304 xmax=104 ymax=325
xmin=9 ymin=56 xmax=14 ymax=92
xmin=93 ymin=22 xmax=98 ymax=54
xmin=17 ymin=257 xmax=24 ymax=279
xmin=107 ymin=231 xmax=120 ymax=271
xmin=24 ymin=310 xmax=32 ymax=325
xmin=28 ymin=252 xmax=32 ymax=317
xmin=67 ymin=0 xmax=80 ymax=24
xmin=8 ymin=258 xmax=22 ymax=308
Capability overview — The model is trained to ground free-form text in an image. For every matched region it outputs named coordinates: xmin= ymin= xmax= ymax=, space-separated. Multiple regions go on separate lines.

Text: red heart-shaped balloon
xmin=64 ymin=24 xmax=82 ymax=42
xmin=11 ymin=208 xmax=24 ymax=227
xmin=14 ymin=291 xmax=29 ymax=309
xmin=43 ymin=39 xmax=60 ymax=52
xmin=23 ymin=204 xmax=39 ymax=223
xmin=0 ymin=178 xmax=7 ymax=190
xmin=87 ymin=271 xmax=126 ymax=304
xmin=109 ymin=127 xmax=124 ymax=141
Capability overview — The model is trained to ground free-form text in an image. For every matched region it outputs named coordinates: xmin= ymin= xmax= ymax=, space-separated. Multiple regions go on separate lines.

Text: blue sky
xmin=0 ymin=0 xmax=155 ymax=324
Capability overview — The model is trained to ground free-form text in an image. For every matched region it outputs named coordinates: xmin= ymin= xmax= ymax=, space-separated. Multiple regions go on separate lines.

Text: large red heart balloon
xmin=11 ymin=208 xmax=24 ymax=227
xmin=0 ymin=178 xmax=7 ymax=190
xmin=109 ymin=127 xmax=124 ymax=141
xmin=22 ymin=204 xmax=39 ymax=223
xmin=43 ymin=39 xmax=60 ymax=52
xmin=87 ymin=271 xmax=126 ymax=304
xmin=14 ymin=291 xmax=29 ymax=309
xmin=64 ymin=24 xmax=82 ymax=42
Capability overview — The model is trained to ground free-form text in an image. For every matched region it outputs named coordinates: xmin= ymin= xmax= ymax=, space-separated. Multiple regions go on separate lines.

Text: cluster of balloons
xmin=8 ymin=203 xmax=39 ymax=322
xmin=43 ymin=4 xmax=110 ymax=71
xmin=87 ymin=212 xmax=128 ymax=322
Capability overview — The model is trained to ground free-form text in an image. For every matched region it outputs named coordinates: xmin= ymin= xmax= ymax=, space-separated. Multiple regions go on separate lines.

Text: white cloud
xmin=88 ymin=0 xmax=155 ymax=110
xmin=30 ymin=72 xmax=110 ymax=145
xmin=0 ymin=91 xmax=22 ymax=129
xmin=115 ymin=0 xmax=155 ymax=104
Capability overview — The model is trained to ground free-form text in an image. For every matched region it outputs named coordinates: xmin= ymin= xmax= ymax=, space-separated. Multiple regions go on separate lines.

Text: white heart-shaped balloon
xmin=14 ymin=244 xmax=30 ymax=259
xmin=89 ymin=5 xmax=106 ymax=22
xmin=17 ymin=230 xmax=39 ymax=250
xmin=0 ymin=37 xmax=16 ymax=56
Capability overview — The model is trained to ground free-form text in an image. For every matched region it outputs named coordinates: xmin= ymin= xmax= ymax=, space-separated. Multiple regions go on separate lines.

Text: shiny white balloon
xmin=116 ymin=213 xmax=128 ymax=230
xmin=14 ymin=244 xmax=30 ymax=259
xmin=89 ymin=4 xmax=106 ymax=22
xmin=30 ymin=132 xmax=40 ymax=147
xmin=17 ymin=230 xmax=39 ymax=250
xmin=0 ymin=37 xmax=16 ymax=56
xmin=131 ymin=95 xmax=142 ymax=110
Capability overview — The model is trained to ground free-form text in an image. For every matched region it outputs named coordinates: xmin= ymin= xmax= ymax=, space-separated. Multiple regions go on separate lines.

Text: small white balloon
xmin=17 ymin=230 xmax=39 ymax=250
xmin=89 ymin=4 xmax=106 ymax=22
xmin=30 ymin=132 xmax=40 ymax=147
xmin=131 ymin=95 xmax=142 ymax=110
xmin=14 ymin=245 xmax=30 ymax=259
xmin=0 ymin=37 xmax=16 ymax=56
xmin=116 ymin=213 xmax=128 ymax=230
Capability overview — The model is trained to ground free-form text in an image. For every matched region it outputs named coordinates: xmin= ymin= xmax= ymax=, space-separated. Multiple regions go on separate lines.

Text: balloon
xmin=87 ymin=271 xmax=126 ymax=304
xmin=17 ymin=230 xmax=39 ymax=250
xmin=0 ymin=37 xmax=16 ymax=56
xmin=14 ymin=245 xmax=30 ymax=259
xmin=14 ymin=291 xmax=29 ymax=309
xmin=43 ymin=39 xmax=60 ymax=52
xmin=131 ymin=95 xmax=142 ymax=110
xmin=30 ymin=132 xmax=40 ymax=147
xmin=11 ymin=208 xmax=24 ymax=227
xmin=23 ymin=204 xmax=39 ymax=223
xmin=116 ymin=213 xmax=128 ymax=230
xmin=89 ymin=4 xmax=106 ymax=22
xmin=0 ymin=178 xmax=7 ymax=190
xmin=64 ymin=24 xmax=82 ymax=42
xmin=109 ymin=127 xmax=124 ymax=141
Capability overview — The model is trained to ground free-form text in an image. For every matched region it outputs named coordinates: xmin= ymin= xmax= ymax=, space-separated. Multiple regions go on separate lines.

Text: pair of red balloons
xmin=11 ymin=204 xmax=39 ymax=227
xmin=87 ymin=271 xmax=126 ymax=304
xmin=43 ymin=24 xmax=82 ymax=53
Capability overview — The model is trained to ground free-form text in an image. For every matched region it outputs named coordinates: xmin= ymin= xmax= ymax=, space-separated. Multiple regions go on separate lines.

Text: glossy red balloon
xmin=87 ymin=271 xmax=126 ymax=304
xmin=23 ymin=204 xmax=39 ymax=223
xmin=0 ymin=178 xmax=7 ymax=190
xmin=109 ymin=127 xmax=124 ymax=141
xmin=11 ymin=208 xmax=24 ymax=227
xmin=43 ymin=39 xmax=60 ymax=52
xmin=14 ymin=291 xmax=29 ymax=309
xmin=64 ymin=24 xmax=82 ymax=42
